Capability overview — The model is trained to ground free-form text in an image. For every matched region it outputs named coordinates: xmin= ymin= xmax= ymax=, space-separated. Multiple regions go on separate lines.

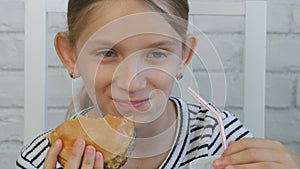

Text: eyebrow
xmin=86 ymin=40 xmax=116 ymax=48
xmin=147 ymin=39 xmax=178 ymax=48
xmin=86 ymin=38 xmax=178 ymax=49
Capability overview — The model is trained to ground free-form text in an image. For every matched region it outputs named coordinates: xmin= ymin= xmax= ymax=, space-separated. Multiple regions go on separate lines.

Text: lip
xmin=113 ymin=98 xmax=150 ymax=110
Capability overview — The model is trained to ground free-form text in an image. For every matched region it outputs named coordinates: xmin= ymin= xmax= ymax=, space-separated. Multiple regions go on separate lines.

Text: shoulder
xmin=16 ymin=132 xmax=51 ymax=169
xmin=186 ymin=101 xmax=253 ymax=140
xmin=176 ymin=98 xmax=253 ymax=152
xmin=170 ymin=96 xmax=252 ymax=139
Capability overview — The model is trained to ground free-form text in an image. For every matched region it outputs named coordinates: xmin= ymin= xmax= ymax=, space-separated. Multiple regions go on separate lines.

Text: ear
xmin=179 ymin=34 xmax=197 ymax=69
xmin=54 ymin=32 xmax=79 ymax=77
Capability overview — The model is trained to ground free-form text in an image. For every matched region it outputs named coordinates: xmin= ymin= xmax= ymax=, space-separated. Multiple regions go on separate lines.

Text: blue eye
xmin=148 ymin=50 xmax=168 ymax=59
xmin=96 ymin=50 xmax=116 ymax=57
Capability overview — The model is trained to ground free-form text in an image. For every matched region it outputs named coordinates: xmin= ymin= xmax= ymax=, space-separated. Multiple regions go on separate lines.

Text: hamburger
xmin=47 ymin=114 xmax=135 ymax=169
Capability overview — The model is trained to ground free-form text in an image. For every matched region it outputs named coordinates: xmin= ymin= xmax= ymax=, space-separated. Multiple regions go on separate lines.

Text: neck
xmin=135 ymin=99 xmax=177 ymax=137
xmin=129 ymin=99 xmax=178 ymax=159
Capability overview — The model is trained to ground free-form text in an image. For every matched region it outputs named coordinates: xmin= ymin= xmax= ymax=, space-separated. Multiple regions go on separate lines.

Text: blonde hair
xmin=65 ymin=87 xmax=93 ymax=119
xmin=67 ymin=0 xmax=189 ymax=44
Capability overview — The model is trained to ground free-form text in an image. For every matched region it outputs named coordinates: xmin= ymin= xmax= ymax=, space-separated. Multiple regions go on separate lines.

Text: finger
xmin=223 ymin=162 xmax=286 ymax=169
xmin=64 ymin=138 xmax=86 ymax=169
xmin=223 ymin=138 xmax=285 ymax=156
xmin=94 ymin=152 xmax=104 ymax=169
xmin=81 ymin=145 xmax=96 ymax=169
xmin=214 ymin=148 xmax=292 ymax=168
xmin=43 ymin=139 xmax=63 ymax=169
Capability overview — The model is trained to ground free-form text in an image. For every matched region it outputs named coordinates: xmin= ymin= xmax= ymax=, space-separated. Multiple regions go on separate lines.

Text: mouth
xmin=113 ymin=98 xmax=150 ymax=110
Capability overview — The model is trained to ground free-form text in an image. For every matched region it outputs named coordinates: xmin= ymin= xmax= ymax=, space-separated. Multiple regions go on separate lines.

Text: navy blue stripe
xmin=235 ymin=130 xmax=251 ymax=141
xmin=189 ymin=117 xmax=205 ymax=121
xmin=22 ymin=132 xmax=48 ymax=152
xmin=186 ymin=144 xmax=208 ymax=155
xmin=170 ymin=97 xmax=190 ymax=169
xmin=179 ymin=154 xmax=208 ymax=167
xmin=225 ymin=118 xmax=238 ymax=128
xmin=226 ymin=125 xmax=243 ymax=139
xmin=188 ymin=109 xmax=199 ymax=115
xmin=15 ymin=160 xmax=27 ymax=169
xmin=210 ymin=118 xmax=243 ymax=155
xmin=187 ymin=104 xmax=208 ymax=115
xmin=190 ymin=134 xmax=212 ymax=144
xmin=36 ymin=158 xmax=45 ymax=169
xmin=212 ymin=142 xmax=222 ymax=155
xmin=30 ymin=143 xmax=48 ymax=163
xmin=208 ymin=118 xmax=236 ymax=148
xmin=190 ymin=126 xmax=204 ymax=133
xmin=188 ymin=109 xmax=208 ymax=115
xmin=208 ymin=130 xmax=219 ymax=150
xmin=160 ymin=97 xmax=184 ymax=169
xmin=20 ymin=154 xmax=36 ymax=168
xmin=171 ymin=133 xmax=189 ymax=168
xmin=25 ymin=137 xmax=47 ymax=158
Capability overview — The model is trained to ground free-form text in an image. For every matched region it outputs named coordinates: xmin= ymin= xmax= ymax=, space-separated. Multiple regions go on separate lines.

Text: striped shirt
xmin=16 ymin=97 xmax=252 ymax=169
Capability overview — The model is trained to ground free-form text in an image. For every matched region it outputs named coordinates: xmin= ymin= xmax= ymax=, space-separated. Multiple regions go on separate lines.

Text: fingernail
xmin=75 ymin=138 xmax=85 ymax=147
xmin=213 ymin=159 xmax=221 ymax=168
xmin=54 ymin=139 xmax=61 ymax=146
xmin=96 ymin=152 xmax=102 ymax=160
xmin=85 ymin=146 xmax=95 ymax=155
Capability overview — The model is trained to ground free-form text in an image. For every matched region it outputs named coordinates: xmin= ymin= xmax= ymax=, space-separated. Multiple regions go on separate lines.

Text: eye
xmin=96 ymin=49 xmax=116 ymax=57
xmin=148 ymin=50 xmax=168 ymax=59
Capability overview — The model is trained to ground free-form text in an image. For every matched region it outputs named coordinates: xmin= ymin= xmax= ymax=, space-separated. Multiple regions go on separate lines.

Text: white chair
xmin=24 ymin=0 xmax=267 ymax=144
xmin=24 ymin=0 xmax=68 ymax=144
xmin=188 ymin=1 xmax=267 ymax=138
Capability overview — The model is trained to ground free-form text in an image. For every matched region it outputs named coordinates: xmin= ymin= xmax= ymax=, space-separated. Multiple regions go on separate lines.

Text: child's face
xmin=74 ymin=0 xmax=189 ymax=123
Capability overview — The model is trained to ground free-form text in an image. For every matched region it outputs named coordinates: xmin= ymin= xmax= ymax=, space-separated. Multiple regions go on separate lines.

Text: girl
xmin=16 ymin=0 xmax=300 ymax=169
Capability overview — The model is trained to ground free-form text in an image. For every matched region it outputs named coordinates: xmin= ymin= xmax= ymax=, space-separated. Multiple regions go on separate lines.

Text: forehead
xmin=76 ymin=0 xmax=181 ymax=50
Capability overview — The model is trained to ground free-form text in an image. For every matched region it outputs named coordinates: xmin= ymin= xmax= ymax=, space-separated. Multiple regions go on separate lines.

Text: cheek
xmin=80 ymin=63 xmax=115 ymax=98
xmin=94 ymin=66 xmax=115 ymax=90
xmin=149 ymin=71 xmax=176 ymax=95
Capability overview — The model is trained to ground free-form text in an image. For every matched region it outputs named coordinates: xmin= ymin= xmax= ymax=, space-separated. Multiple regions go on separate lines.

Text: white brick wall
xmin=0 ymin=109 xmax=23 ymax=169
xmin=0 ymin=109 xmax=23 ymax=145
xmin=297 ymin=78 xmax=300 ymax=107
xmin=192 ymin=33 xmax=243 ymax=71
xmin=193 ymin=15 xmax=244 ymax=33
xmin=267 ymin=34 xmax=300 ymax=72
xmin=0 ymin=33 xmax=24 ymax=69
xmin=267 ymin=2 xmax=290 ymax=33
xmin=0 ymin=1 xmax=24 ymax=32
xmin=266 ymin=74 xmax=294 ymax=108
xmin=0 ymin=71 xmax=24 ymax=107
xmin=0 ymin=152 xmax=20 ymax=169
xmin=266 ymin=109 xmax=300 ymax=155
xmin=292 ymin=4 xmax=300 ymax=33
xmin=0 ymin=1 xmax=300 ymax=168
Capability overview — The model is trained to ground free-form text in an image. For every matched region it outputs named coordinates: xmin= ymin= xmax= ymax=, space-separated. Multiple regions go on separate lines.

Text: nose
xmin=114 ymin=55 xmax=147 ymax=93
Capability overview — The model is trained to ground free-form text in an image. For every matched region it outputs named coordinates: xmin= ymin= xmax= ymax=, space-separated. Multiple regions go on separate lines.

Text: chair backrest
xmin=187 ymin=1 xmax=267 ymax=138
xmin=24 ymin=0 xmax=266 ymax=144
xmin=24 ymin=0 xmax=68 ymax=144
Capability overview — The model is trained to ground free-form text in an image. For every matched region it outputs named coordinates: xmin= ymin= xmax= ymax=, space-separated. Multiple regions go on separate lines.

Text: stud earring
xmin=176 ymin=72 xmax=183 ymax=80
xmin=70 ymin=72 xmax=75 ymax=79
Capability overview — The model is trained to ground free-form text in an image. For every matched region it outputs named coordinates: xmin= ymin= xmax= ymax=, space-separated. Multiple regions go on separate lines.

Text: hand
xmin=43 ymin=138 xmax=104 ymax=169
xmin=213 ymin=138 xmax=300 ymax=169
